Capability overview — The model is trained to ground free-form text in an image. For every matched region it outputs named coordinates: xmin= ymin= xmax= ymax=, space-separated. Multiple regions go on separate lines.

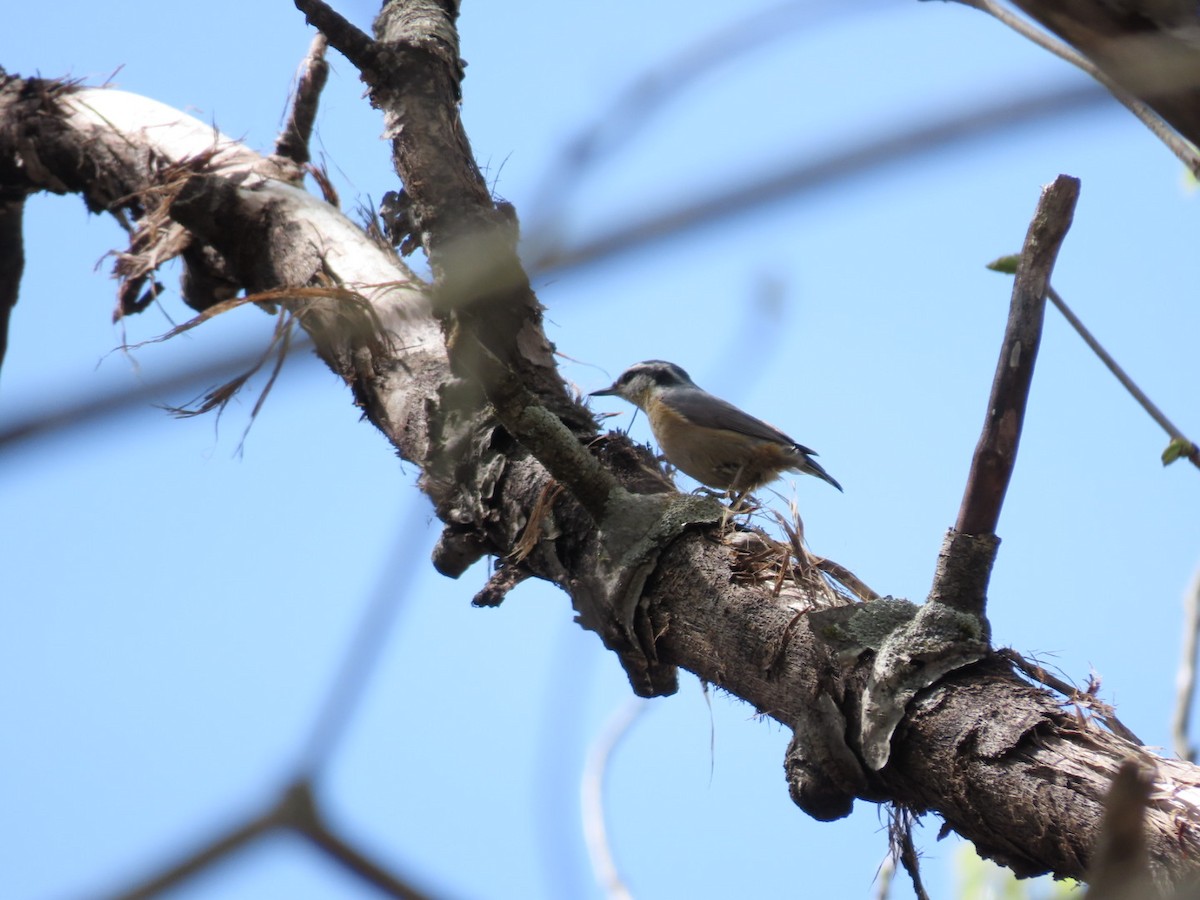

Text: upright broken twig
xmin=275 ymin=33 xmax=330 ymax=165
xmin=930 ymin=175 xmax=1080 ymax=623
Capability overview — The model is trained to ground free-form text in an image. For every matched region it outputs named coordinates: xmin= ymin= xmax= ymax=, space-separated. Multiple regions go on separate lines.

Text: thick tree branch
xmin=4 ymin=60 xmax=1200 ymax=896
xmin=296 ymin=1 xmax=702 ymax=694
xmin=296 ymin=0 xmax=605 ymax=425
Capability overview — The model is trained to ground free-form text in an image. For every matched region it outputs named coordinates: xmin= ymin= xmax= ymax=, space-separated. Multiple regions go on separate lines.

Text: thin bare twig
xmin=287 ymin=780 xmax=435 ymax=900
xmin=296 ymin=502 xmax=433 ymax=774
xmin=1173 ymin=567 xmax=1200 ymax=762
xmin=873 ymin=851 xmax=896 ymax=900
xmin=1046 ymin=285 xmax=1200 ymax=469
xmin=108 ymin=807 xmax=276 ymax=900
xmin=986 ymin=255 xmax=1200 ymax=469
xmin=581 ymin=699 xmax=647 ymax=900
xmin=528 ymin=83 xmax=1107 ymax=277
xmin=109 ymin=779 xmax=437 ymax=899
xmin=524 ymin=0 xmax=882 ymax=237
xmin=888 ymin=806 xmax=930 ymax=900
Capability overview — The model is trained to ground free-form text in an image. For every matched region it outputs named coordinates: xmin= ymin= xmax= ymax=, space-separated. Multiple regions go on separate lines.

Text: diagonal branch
xmin=1045 ymin=284 xmax=1200 ymax=470
xmin=275 ymin=33 xmax=330 ymax=166
xmin=6 ymin=40 xmax=1200 ymax=897
xmin=1002 ymin=0 xmax=1200 ymax=151
xmin=957 ymin=175 xmax=1079 ymax=538
xmin=108 ymin=779 xmax=435 ymax=900
xmin=926 ymin=176 xmax=1079 ymax=631
xmin=528 ymin=83 xmax=1106 ymax=278
xmin=0 ymin=81 xmax=1112 ymax=453
xmin=953 ymin=0 xmax=1200 ymax=177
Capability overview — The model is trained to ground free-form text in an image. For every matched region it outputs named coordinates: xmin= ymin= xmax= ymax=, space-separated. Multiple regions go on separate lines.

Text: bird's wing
xmin=664 ymin=388 xmax=815 ymax=454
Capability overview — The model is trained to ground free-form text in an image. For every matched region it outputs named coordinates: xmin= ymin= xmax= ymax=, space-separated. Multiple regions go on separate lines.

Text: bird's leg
xmin=718 ymin=468 xmax=755 ymax=531
xmin=727 ymin=461 xmax=757 ymax=513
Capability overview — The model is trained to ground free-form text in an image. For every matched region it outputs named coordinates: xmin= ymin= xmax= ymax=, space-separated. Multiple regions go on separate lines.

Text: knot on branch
xmin=927 ymin=529 xmax=1000 ymax=629
xmin=785 ymin=691 xmax=869 ymax=821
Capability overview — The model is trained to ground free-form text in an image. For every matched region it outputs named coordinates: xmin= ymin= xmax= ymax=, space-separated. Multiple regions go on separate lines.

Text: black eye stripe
xmin=617 ymin=361 xmax=692 ymax=388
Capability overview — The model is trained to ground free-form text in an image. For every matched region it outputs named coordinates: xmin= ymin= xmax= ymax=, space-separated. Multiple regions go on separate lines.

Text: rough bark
xmin=3 ymin=11 xmax=1200 ymax=891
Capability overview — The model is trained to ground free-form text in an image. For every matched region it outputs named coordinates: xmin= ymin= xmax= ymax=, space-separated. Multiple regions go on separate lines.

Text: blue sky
xmin=3 ymin=2 xmax=1198 ymax=899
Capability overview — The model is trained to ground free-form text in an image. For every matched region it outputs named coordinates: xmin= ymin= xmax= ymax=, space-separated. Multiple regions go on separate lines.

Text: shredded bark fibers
xmin=725 ymin=502 xmax=874 ymax=609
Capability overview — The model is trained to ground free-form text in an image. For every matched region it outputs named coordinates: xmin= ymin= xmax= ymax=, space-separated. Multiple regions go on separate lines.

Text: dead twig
xmin=275 ymin=33 xmax=330 ymax=166
xmin=957 ymin=175 xmax=1079 ymax=537
xmin=1044 ymin=284 xmax=1199 ymax=471
xmin=932 ymin=175 xmax=1080 ymax=625
xmin=814 ymin=558 xmax=880 ymax=603
xmin=529 ymin=84 xmax=1107 ymax=278
xmin=111 ymin=778 xmax=434 ymax=900
xmin=888 ymin=806 xmax=930 ymax=900
xmin=1000 ymin=648 xmax=1142 ymax=744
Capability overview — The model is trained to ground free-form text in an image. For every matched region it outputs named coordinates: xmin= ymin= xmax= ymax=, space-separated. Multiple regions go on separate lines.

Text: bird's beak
xmin=589 ymin=383 xmax=619 ymax=397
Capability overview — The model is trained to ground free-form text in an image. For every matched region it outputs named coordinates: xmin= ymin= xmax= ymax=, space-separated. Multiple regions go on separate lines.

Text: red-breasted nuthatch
xmin=591 ymin=360 xmax=842 ymax=500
